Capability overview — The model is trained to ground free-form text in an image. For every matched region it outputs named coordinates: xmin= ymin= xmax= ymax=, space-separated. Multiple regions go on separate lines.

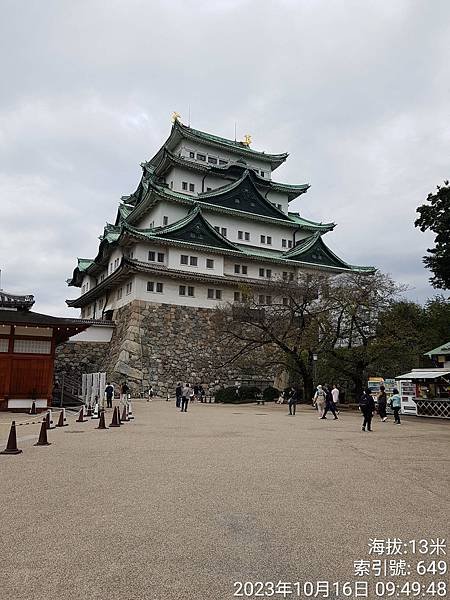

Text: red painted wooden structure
xmin=0 ymin=291 xmax=89 ymax=411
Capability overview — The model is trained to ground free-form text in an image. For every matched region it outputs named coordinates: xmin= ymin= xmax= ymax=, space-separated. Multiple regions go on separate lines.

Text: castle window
xmin=206 ymin=259 xmax=214 ymax=269
xmin=234 ymin=291 xmax=240 ymax=302
xmin=258 ymin=295 xmax=265 ymax=305
xmin=277 ymin=204 xmax=282 ymax=210
xmin=163 ymin=216 xmax=168 ymax=226
xmin=148 ymin=251 xmax=155 ymax=261
xmin=156 ymin=282 xmax=164 ymax=293
xmin=289 ymin=272 xmax=294 ymax=281
xmin=208 ymin=289 xmax=222 ymax=300
xmin=157 ymin=252 xmax=165 ymax=263
xmin=242 ymin=265 xmax=248 ymax=275
xmin=207 ymin=289 xmax=214 ymax=299
xmin=244 ymin=232 xmax=250 ymax=241
xmin=266 ymin=269 xmax=272 ymax=278
xmin=215 ymin=290 xmax=222 ymax=300
xmin=260 ymin=235 xmax=266 ymax=244
xmin=234 ymin=264 xmax=241 ymax=274
xmin=170 ymin=181 xmax=173 ymax=189
xmin=179 ymin=285 xmax=186 ymax=296
xmin=238 ymin=231 xmax=243 ymax=240
xmin=260 ymin=171 xmax=266 ymax=178
xmin=126 ymin=282 xmax=133 ymax=295
xmin=221 ymin=227 xmax=227 ymax=237
xmin=288 ymin=240 xmax=292 ymax=248
xmin=189 ymin=151 xmax=195 ymax=158
xmin=189 ymin=183 xmax=195 ymax=192
xmin=189 ymin=256 xmax=198 ymax=266
xmin=117 ymin=288 xmax=123 ymax=300
xmin=282 ymin=239 xmax=287 ymax=248
xmin=180 ymin=255 xmax=188 ymax=265
xmin=187 ymin=286 xmax=194 ymax=297
xmin=197 ymin=153 xmax=206 ymax=162
xmin=266 ymin=236 xmax=272 ymax=245
xmin=182 ymin=182 xmax=188 ymax=191
xmin=214 ymin=226 xmax=219 ymax=233
xmin=147 ymin=281 xmax=154 ymax=292
xmin=208 ymin=156 xmax=217 ymax=164
xmin=206 ymin=187 xmax=212 ymax=191
xmin=259 ymin=268 xmax=265 ymax=277
xmin=266 ymin=296 xmax=272 ymax=305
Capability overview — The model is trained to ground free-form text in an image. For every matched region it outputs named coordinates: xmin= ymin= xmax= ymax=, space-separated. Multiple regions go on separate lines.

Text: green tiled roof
xmin=288 ymin=212 xmax=335 ymax=232
xmin=425 ymin=342 xmax=450 ymax=357
xmin=77 ymin=258 xmax=94 ymax=271
xmin=149 ymin=120 xmax=289 ymax=172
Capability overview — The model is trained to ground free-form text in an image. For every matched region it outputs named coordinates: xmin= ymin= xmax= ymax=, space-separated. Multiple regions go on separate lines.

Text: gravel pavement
xmin=0 ymin=400 xmax=449 ymax=600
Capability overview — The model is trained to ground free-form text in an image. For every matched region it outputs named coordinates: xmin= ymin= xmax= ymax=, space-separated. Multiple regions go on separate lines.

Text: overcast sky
xmin=1 ymin=0 xmax=449 ymax=316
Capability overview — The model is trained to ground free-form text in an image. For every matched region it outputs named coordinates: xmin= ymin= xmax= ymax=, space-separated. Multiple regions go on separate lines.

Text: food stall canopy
xmin=396 ymin=369 xmax=450 ymax=380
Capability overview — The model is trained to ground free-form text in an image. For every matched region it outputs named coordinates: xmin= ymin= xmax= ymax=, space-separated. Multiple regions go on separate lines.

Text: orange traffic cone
xmin=121 ymin=405 xmax=128 ymax=422
xmin=0 ymin=421 xmax=22 ymax=455
xmin=29 ymin=401 xmax=37 ymax=415
xmin=86 ymin=403 xmax=93 ymax=417
xmin=109 ymin=406 xmax=120 ymax=428
xmin=96 ymin=410 xmax=108 ymax=430
xmin=117 ymin=407 xmax=122 ymax=425
xmin=56 ymin=409 xmax=68 ymax=427
xmin=76 ymin=407 xmax=87 ymax=423
xmin=34 ymin=418 xmax=51 ymax=446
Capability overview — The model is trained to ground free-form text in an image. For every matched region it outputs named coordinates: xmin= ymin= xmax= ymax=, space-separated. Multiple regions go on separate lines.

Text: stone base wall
xmin=55 ymin=341 xmax=110 ymax=381
xmin=56 ymin=300 xmax=279 ymax=396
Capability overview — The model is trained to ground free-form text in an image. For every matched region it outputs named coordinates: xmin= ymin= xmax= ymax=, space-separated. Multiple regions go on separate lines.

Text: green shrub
xmin=263 ymin=386 xmax=279 ymax=402
xmin=215 ymin=386 xmax=261 ymax=403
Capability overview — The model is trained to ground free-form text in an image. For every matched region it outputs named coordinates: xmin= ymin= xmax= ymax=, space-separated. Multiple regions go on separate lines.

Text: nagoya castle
xmin=65 ymin=115 xmax=372 ymax=393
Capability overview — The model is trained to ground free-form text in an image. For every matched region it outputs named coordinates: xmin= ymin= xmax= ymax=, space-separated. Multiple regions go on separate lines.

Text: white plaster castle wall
xmin=167 ymin=247 xmax=224 ymax=276
xmin=135 ymin=201 xmax=187 ymax=229
xmin=175 ymin=141 xmax=273 ymax=178
xmin=69 ymin=325 xmax=114 ymax=343
xmin=202 ymin=210 xmax=298 ymax=251
xmin=265 ymin=190 xmax=289 ymax=214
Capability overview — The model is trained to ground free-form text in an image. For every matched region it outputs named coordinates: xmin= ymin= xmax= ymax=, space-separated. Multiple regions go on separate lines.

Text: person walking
xmin=288 ymin=387 xmax=298 ymax=416
xmin=120 ymin=381 xmax=129 ymax=408
xmin=322 ymin=384 xmax=338 ymax=419
xmin=147 ymin=385 xmax=154 ymax=402
xmin=313 ymin=385 xmax=326 ymax=419
xmin=331 ymin=384 xmax=340 ymax=414
xmin=175 ymin=383 xmax=182 ymax=408
xmin=391 ymin=388 xmax=402 ymax=424
xmin=359 ymin=388 xmax=375 ymax=431
xmin=181 ymin=383 xmax=191 ymax=412
xmin=105 ymin=382 xmax=114 ymax=409
xmin=377 ymin=385 xmax=388 ymax=422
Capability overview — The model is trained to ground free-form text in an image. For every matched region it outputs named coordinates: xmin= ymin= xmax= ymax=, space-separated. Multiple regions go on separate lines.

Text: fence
xmin=81 ymin=372 xmax=107 ymax=405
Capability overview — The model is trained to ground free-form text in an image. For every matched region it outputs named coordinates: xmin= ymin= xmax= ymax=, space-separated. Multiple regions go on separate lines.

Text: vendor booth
xmin=395 ymin=369 xmax=450 ymax=419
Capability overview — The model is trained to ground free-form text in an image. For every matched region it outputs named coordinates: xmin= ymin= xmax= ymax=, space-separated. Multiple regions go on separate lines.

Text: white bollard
xmin=91 ymin=402 xmax=99 ymax=419
xmin=46 ymin=409 xmax=55 ymax=429
xmin=128 ymin=401 xmax=134 ymax=420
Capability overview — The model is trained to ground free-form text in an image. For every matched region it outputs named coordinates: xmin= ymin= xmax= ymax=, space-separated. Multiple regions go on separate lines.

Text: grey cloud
xmin=0 ymin=0 xmax=449 ymax=315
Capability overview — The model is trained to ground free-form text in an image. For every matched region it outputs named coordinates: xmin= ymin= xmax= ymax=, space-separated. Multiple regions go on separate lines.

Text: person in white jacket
xmin=313 ymin=385 xmax=326 ymax=418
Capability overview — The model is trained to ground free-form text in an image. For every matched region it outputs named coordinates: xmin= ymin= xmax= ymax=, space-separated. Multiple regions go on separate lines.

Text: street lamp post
xmin=312 ymin=353 xmax=318 ymax=391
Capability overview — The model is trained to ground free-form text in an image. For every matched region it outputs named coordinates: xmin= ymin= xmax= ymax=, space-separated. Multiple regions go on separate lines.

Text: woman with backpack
xmin=313 ymin=385 xmax=326 ymax=419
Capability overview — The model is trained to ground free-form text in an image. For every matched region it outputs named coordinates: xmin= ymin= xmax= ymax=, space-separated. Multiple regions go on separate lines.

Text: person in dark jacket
xmin=175 ymin=383 xmax=182 ymax=408
xmin=322 ymin=384 xmax=338 ymax=419
xmin=377 ymin=385 xmax=388 ymax=422
xmin=104 ymin=382 xmax=114 ymax=408
xmin=359 ymin=388 xmax=375 ymax=431
xmin=288 ymin=387 xmax=298 ymax=415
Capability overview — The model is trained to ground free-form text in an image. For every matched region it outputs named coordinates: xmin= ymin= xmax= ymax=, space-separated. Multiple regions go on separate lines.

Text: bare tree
xmin=212 ymin=271 xmax=406 ymax=401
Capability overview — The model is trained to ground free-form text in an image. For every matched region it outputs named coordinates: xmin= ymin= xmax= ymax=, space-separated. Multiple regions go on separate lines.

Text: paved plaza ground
xmin=1 ymin=400 xmax=449 ymax=600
